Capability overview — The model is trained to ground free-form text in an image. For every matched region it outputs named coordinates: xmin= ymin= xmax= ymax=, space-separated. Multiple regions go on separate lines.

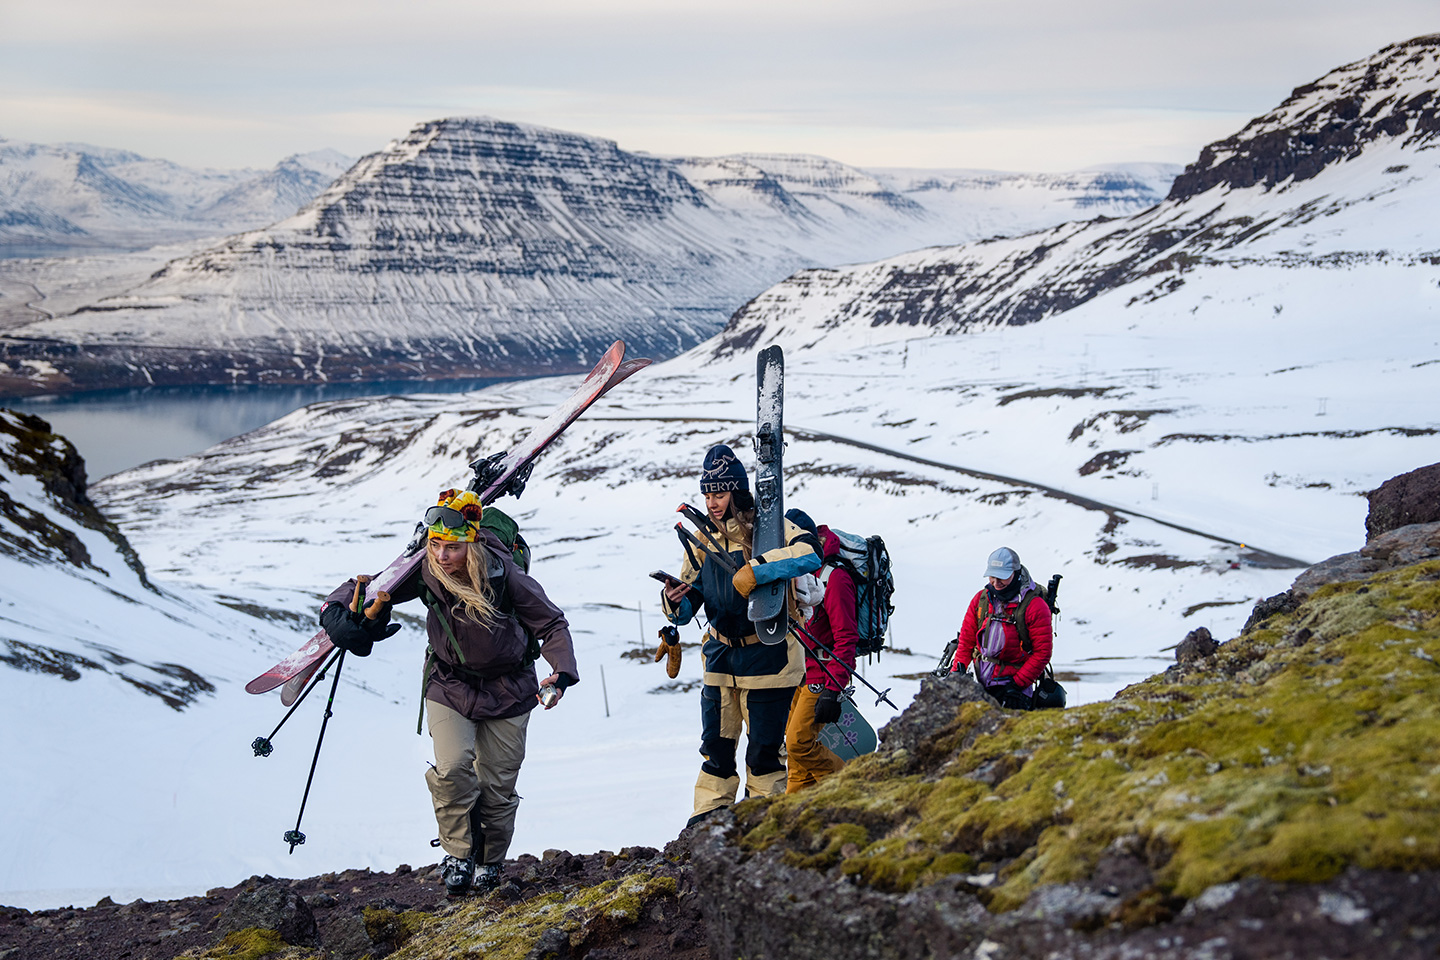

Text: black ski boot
xmin=474 ymin=863 xmax=502 ymax=893
xmin=441 ymin=855 xmax=475 ymax=896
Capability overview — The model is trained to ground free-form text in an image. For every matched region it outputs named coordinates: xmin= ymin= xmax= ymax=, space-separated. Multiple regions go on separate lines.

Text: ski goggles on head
xmin=425 ymin=489 xmax=483 ymax=542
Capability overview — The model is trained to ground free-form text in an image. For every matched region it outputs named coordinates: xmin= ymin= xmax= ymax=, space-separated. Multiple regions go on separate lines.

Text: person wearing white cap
xmin=948 ymin=546 xmax=1052 ymax=709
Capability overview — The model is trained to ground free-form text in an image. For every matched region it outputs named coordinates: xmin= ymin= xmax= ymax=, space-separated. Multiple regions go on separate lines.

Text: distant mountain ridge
xmin=706 ymin=33 xmax=1440 ymax=359
xmin=0 ymin=140 xmax=354 ymax=258
xmin=0 ymin=119 xmax=1176 ymax=397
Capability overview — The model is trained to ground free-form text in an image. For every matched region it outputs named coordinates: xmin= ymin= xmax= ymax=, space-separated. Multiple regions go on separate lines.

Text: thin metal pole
xmin=252 ymin=648 xmax=342 ymax=757
xmin=600 ymin=663 xmax=610 ymax=718
xmin=285 ymin=649 xmax=347 ymax=853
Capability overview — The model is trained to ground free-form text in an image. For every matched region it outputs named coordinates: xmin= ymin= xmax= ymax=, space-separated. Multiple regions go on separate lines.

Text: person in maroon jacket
xmin=320 ymin=489 xmax=579 ymax=898
xmin=949 ymin=546 xmax=1052 ymax=709
xmin=784 ymin=511 xmax=860 ymax=792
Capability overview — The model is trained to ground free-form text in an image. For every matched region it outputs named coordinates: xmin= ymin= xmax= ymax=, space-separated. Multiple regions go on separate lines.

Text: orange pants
xmin=785 ymin=685 xmax=845 ymax=793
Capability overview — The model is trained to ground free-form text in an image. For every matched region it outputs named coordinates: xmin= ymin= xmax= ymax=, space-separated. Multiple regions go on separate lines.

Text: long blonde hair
xmin=426 ymin=538 xmax=498 ymax=625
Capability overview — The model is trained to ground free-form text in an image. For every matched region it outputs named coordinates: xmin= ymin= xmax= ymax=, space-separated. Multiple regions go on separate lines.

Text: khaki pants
xmin=693 ymin=684 xmax=793 ymax=818
xmin=425 ymin=699 xmax=529 ymax=865
xmin=785 ymin=685 xmax=844 ymax=793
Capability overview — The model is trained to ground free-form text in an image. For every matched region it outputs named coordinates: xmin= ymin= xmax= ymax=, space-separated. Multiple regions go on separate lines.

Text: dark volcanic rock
xmin=876 ymin=672 xmax=994 ymax=756
xmin=1367 ymin=462 xmax=1440 ymax=539
xmin=1280 ymin=520 xmax=1440 ymax=602
xmin=1243 ymin=588 xmax=1303 ymax=633
xmin=1174 ymin=626 xmax=1218 ymax=663
xmin=214 ymin=877 xmax=318 ymax=946
xmin=1362 ymin=520 xmax=1440 ymax=566
xmin=1290 ymin=551 xmax=1385 ymax=598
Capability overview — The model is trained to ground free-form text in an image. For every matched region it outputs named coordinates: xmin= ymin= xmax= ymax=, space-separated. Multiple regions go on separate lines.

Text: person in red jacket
xmin=784 ymin=510 xmax=859 ymax=792
xmin=949 ymin=546 xmax=1052 ymax=709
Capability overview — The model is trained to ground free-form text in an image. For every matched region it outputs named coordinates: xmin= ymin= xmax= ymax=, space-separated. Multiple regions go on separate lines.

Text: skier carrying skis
xmin=319 ymin=489 xmax=579 ymax=896
xmin=662 ymin=444 xmax=821 ymax=826
xmin=782 ymin=509 xmax=859 ymax=792
xmin=948 ymin=546 xmax=1052 ymax=709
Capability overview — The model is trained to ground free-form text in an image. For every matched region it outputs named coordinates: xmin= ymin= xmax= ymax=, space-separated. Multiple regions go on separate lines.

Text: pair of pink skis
xmin=245 ymin=341 xmax=650 ymax=704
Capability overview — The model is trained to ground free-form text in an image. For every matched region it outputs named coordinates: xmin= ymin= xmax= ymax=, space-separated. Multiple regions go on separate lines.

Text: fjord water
xmin=9 ymin=378 xmax=513 ymax=479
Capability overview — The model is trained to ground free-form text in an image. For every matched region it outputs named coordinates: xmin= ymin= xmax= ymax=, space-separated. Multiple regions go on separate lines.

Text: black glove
xmin=813 ymin=688 xmax=843 ymax=725
xmin=988 ymin=678 xmax=1029 ymax=710
xmin=320 ymin=602 xmax=399 ymax=657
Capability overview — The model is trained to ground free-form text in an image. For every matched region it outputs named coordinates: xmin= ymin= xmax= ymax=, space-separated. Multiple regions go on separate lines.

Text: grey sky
xmin=1 ymin=0 xmax=1435 ymax=172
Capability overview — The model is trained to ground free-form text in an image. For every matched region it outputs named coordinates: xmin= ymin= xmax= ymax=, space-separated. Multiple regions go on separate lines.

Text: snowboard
xmin=248 ymin=342 xmax=649 ymax=698
xmin=819 ymin=695 xmax=878 ymax=760
xmin=748 ymin=344 xmax=787 ymax=643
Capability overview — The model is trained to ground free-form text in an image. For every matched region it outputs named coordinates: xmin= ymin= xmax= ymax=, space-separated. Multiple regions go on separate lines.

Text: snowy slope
xmin=0 ymin=140 xmax=354 ymax=257
xmin=0 ymin=119 xmax=1175 ymax=396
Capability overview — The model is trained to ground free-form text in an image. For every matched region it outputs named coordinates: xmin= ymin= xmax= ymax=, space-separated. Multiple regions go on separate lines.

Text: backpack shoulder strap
xmin=419 ymin=582 xmax=467 ymax=665
xmin=1015 ymin=591 xmax=1042 ymax=654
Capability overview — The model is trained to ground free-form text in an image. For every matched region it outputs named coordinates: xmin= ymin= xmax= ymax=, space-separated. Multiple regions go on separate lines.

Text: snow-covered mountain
xmin=6 ymin=35 xmax=1438 ymax=912
xmin=0 ymin=119 xmax=1175 ymax=397
xmin=0 ymin=140 xmax=354 ymax=258
xmin=711 ymin=35 xmax=1440 ymax=354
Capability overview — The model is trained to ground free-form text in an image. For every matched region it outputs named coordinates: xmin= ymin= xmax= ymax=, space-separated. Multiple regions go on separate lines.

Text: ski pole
xmin=251 ymin=647 xmax=342 ymax=757
xmin=673 ymin=522 xmax=740 ymax=575
xmin=792 ymin=623 xmax=898 ymax=710
xmin=284 ymin=648 xmax=347 ymax=853
xmin=789 ymin=626 xmax=861 ymax=702
xmin=675 ymin=504 xmax=744 ymax=570
xmin=933 ymin=636 xmax=960 ymax=679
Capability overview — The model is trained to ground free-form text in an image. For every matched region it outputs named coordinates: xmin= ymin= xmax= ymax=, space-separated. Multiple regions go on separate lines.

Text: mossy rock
xmin=362 ymin=906 xmax=431 ymax=952
xmin=738 ymin=559 xmax=1440 ymax=912
xmin=180 ymin=927 xmax=315 ymax=960
xmin=388 ymin=871 xmax=678 ymax=960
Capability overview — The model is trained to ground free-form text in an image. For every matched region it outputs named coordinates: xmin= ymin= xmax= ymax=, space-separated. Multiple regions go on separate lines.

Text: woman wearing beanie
xmin=661 ymin=444 xmax=822 ymax=826
xmin=319 ymin=489 xmax=579 ymax=897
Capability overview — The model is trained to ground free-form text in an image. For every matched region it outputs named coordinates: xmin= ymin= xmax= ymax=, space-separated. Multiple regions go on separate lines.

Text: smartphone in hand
xmin=650 ymin=570 xmax=692 ymax=594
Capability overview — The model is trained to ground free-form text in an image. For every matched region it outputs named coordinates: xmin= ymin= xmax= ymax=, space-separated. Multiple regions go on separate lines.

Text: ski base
xmin=819 ymin=697 xmax=878 ymax=760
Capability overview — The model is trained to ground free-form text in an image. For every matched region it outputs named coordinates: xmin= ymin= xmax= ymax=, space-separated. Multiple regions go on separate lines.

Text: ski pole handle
xmin=351 ymin=575 xmax=372 ymax=614
xmin=364 ymin=591 xmax=391 ymax=620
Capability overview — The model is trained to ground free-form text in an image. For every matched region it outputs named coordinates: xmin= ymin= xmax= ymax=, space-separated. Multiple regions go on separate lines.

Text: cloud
xmin=0 ymin=0 xmax=1435 ymax=169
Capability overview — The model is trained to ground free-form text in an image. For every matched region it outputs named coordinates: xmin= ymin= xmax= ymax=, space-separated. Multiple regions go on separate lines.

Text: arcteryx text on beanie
xmin=700 ymin=444 xmax=749 ymax=493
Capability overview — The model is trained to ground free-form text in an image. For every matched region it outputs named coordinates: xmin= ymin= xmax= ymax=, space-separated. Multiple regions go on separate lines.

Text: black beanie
xmin=700 ymin=444 xmax=749 ymax=493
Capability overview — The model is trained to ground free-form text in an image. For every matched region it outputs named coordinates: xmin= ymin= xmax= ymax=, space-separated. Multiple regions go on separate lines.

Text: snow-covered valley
xmin=2 ymin=33 xmax=1438 ymax=916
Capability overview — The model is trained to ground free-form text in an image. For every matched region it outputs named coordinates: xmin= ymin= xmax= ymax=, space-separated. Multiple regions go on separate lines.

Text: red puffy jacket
xmin=950 ymin=584 xmax=1052 ymax=689
xmin=801 ymin=527 xmax=860 ymax=691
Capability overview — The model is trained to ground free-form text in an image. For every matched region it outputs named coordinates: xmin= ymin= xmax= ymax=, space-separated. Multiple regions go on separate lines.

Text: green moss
xmin=736 ymin=558 xmax=1440 ymax=912
xmin=363 ymin=907 xmax=431 ymax=949
xmin=184 ymin=927 xmax=299 ymax=960
xmin=390 ymin=872 xmax=679 ymax=960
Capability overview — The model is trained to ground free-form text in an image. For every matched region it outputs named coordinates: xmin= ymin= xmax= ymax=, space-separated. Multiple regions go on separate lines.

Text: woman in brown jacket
xmin=321 ymin=489 xmax=579 ymax=897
